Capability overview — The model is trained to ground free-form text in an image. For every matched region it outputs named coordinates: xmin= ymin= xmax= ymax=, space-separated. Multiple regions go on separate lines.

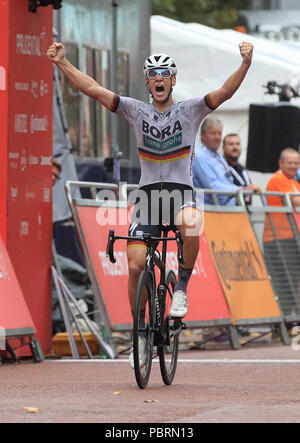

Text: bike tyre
xmin=158 ymin=270 xmax=179 ymax=385
xmin=133 ymin=270 xmax=154 ymax=389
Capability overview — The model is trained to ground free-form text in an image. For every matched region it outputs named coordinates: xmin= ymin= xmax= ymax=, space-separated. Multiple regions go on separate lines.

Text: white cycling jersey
xmin=113 ymin=95 xmax=215 ymax=188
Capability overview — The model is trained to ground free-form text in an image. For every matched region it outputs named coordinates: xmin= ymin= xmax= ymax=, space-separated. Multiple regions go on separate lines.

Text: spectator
xmin=80 ymin=134 xmax=94 ymax=157
xmin=222 ymin=133 xmax=251 ymax=187
xmin=222 ymin=133 xmax=261 ymax=204
xmin=264 ymin=148 xmax=300 ymax=319
xmin=266 ymin=148 xmax=300 ymax=206
xmin=192 ymin=117 xmax=259 ymax=205
xmin=52 ymin=159 xmax=61 ymax=185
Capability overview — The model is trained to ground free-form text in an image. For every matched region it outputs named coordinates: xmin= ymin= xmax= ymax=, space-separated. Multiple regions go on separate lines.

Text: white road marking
xmin=47 ymin=358 xmax=300 ymax=364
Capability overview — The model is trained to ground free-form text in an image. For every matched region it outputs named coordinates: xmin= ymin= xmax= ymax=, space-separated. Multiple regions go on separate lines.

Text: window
xmin=81 ymin=46 xmax=112 ymax=158
xmin=63 ymin=44 xmax=130 ymax=159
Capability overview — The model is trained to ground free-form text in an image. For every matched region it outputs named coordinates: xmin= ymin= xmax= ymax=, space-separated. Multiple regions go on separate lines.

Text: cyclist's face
xmin=146 ymin=72 xmax=176 ymax=103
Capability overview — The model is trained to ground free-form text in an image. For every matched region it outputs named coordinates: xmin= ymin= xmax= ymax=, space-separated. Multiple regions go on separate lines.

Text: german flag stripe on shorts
xmin=127 ymin=240 xmax=147 ymax=248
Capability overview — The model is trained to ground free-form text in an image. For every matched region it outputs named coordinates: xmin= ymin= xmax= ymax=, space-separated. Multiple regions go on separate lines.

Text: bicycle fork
xmin=153 ymin=285 xmax=164 ymax=346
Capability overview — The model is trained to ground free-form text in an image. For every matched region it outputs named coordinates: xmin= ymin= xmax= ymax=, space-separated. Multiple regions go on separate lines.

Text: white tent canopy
xmin=151 ymin=15 xmax=300 ymax=110
xmin=151 ymin=15 xmax=300 ymax=172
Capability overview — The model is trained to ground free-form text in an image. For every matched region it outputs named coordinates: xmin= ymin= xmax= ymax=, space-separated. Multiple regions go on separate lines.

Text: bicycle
xmin=106 ymin=226 xmax=186 ymax=389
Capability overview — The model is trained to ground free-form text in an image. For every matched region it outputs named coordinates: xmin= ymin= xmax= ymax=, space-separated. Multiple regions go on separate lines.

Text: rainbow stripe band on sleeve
xmin=111 ymin=94 xmax=120 ymax=112
xmin=204 ymin=94 xmax=217 ymax=110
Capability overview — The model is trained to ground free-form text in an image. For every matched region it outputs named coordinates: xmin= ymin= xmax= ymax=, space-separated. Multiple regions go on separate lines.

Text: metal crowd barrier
xmin=65 ymin=182 xmax=241 ymax=350
xmin=198 ymin=189 xmax=289 ymax=346
xmin=286 ymin=192 xmax=300 ymax=218
xmin=237 ymin=191 xmax=300 ymax=326
xmin=65 ymin=181 xmax=122 ymax=358
xmin=64 ymin=183 xmax=291 ymax=349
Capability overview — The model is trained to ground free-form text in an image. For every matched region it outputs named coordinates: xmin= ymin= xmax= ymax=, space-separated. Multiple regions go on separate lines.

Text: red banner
xmin=0 ymin=1 xmax=53 ymax=353
xmin=77 ymin=206 xmax=132 ymax=326
xmin=0 ymin=236 xmax=36 ymax=333
xmin=75 ymin=206 xmax=232 ymax=328
xmin=0 ymin=1 xmax=9 ymax=243
xmin=165 ymin=233 xmax=232 ymax=324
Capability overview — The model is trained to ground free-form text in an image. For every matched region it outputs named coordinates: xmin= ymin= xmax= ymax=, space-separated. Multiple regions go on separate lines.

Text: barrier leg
xmin=51 ymin=267 xmax=80 ymax=359
xmin=227 ymin=326 xmax=241 ymax=350
xmin=29 ymin=337 xmax=44 ymax=363
xmin=277 ymin=322 xmax=291 ymax=346
xmin=5 ymin=342 xmax=19 ymax=363
xmin=58 ymin=276 xmax=116 ymax=359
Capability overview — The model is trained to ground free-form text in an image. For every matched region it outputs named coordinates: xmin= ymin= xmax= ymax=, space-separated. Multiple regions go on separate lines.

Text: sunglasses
xmin=147 ymin=68 xmax=172 ymax=79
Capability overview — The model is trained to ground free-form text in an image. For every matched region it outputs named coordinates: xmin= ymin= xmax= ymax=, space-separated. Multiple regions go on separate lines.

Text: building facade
xmin=241 ymin=0 xmax=300 ymax=40
xmin=249 ymin=0 xmax=300 ymax=9
xmin=54 ymin=0 xmax=151 ymax=167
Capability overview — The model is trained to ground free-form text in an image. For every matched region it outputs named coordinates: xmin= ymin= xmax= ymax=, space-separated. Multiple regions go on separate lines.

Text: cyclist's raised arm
xmin=47 ymin=42 xmax=116 ymax=111
xmin=206 ymin=41 xmax=253 ymax=110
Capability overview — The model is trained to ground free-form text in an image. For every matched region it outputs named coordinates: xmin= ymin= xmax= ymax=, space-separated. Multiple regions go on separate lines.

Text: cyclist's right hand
xmin=47 ymin=42 xmax=65 ymax=64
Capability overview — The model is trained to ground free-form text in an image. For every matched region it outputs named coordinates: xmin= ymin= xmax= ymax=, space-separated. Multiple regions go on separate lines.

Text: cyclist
xmin=47 ymin=41 xmax=254 ymax=368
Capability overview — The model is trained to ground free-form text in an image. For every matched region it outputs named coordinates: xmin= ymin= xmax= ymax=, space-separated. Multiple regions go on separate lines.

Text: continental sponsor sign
xmin=211 ymin=240 xmax=267 ymax=290
xmin=204 ymin=212 xmax=282 ymax=321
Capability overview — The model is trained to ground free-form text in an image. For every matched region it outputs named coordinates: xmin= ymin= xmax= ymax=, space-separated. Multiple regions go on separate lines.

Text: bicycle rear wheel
xmin=158 ymin=270 xmax=180 ymax=385
xmin=133 ymin=270 xmax=154 ymax=389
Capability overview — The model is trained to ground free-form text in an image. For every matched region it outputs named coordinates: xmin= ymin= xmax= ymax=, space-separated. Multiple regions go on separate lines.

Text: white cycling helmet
xmin=143 ymin=53 xmax=177 ymax=77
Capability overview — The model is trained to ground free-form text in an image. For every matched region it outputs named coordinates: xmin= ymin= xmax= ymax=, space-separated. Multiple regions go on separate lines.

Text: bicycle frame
xmin=144 ymin=234 xmax=172 ymax=335
xmin=107 ymin=227 xmax=184 ymax=334
xmin=107 ymin=228 xmax=185 ymax=388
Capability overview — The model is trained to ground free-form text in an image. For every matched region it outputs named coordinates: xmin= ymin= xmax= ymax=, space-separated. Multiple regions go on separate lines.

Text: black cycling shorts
xmin=127 ymin=182 xmax=197 ymax=244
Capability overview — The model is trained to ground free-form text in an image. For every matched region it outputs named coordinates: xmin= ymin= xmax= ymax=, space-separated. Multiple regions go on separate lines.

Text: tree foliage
xmin=152 ymin=0 xmax=249 ymax=29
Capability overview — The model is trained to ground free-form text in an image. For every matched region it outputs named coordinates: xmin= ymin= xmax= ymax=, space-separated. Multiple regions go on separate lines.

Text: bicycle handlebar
xmin=106 ymin=229 xmax=185 ymax=265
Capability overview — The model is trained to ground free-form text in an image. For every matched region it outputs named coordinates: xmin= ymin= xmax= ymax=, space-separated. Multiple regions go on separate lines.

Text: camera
xmin=264 ymin=81 xmax=300 ymax=102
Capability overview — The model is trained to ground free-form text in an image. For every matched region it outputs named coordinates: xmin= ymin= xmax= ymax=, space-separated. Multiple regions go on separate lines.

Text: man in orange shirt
xmin=266 ymin=148 xmax=300 ymax=205
xmin=264 ymin=148 xmax=300 ymax=240
xmin=264 ymin=148 xmax=300 ymax=320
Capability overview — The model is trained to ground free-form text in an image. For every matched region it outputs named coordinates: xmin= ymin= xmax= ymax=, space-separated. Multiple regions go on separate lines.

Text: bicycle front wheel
xmin=133 ymin=270 xmax=154 ymax=389
xmin=158 ymin=270 xmax=180 ymax=385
